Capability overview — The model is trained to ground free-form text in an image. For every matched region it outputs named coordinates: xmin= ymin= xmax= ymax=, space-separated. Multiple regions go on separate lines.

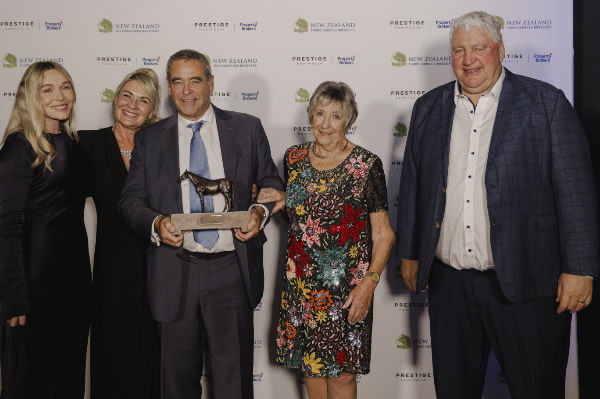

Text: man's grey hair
xmin=450 ymin=11 xmax=503 ymax=44
xmin=166 ymin=49 xmax=212 ymax=80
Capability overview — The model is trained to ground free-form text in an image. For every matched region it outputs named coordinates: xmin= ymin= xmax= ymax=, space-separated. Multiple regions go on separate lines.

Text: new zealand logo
xmin=101 ymin=88 xmax=114 ymax=103
xmin=98 ymin=18 xmax=113 ymax=33
xmin=393 ymin=122 xmax=408 ymax=137
xmin=396 ymin=334 xmax=412 ymax=349
xmin=3 ymin=53 xmax=17 ymax=68
xmin=294 ymin=18 xmax=308 ymax=33
xmin=295 ymin=88 xmax=310 ymax=103
xmin=391 ymin=52 xmax=407 ymax=67
xmin=495 ymin=16 xmax=505 ymax=29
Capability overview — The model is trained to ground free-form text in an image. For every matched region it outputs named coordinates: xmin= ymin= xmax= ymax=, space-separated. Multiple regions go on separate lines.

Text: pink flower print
xmin=345 ymin=155 xmax=370 ymax=179
xmin=300 ymin=215 xmax=326 ymax=248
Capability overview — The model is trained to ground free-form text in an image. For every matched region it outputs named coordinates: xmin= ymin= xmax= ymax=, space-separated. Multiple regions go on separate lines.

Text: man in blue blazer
xmin=118 ymin=49 xmax=283 ymax=399
xmin=397 ymin=11 xmax=599 ymax=399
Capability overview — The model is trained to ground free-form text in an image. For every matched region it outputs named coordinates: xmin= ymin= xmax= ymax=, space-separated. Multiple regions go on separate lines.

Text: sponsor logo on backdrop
xmin=293 ymin=125 xmax=312 ymax=136
xmin=396 ymin=334 xmax=431 ymax=349
xmin=337 ymin=55 xmax=356 ymax=65
xmin=241 ymin=91 xmax=260 ymax=101
xmin=495 ymin=16 xmax=505 ymax=29
xmin=395 ymin=371 xmax=434 ymax=382
xmin=347 ymin=125 xmax=357 ymax=135
xmin=391 ymin=89 xmax=426 ymax=100
xmin=294 ymin=18 xmax=357 ymax=33
xmin=194 ymin=21 xmax=233 ymax=32
xmin=142 ymin=56 xmax=160 ymax=66
xmin=254 ymin=301 xmax=263 ymax=311
xmin=45 ymin=21 xmax=62 ymax=31
xmin=503 ymin=17 xmax=552 ymax=30
xmin=394 ymin=301 xmax=429 ymax=311
xmin=294 ymin=18 xmax=309 ymax=33
xmin=503 ymin=53 xmax=526 ymax=63
xmin=3 ymin=54 xmax=64 ymax=68
xmin=254 ymin=339 xmax=263 ymax=349
xmin=3 ymin=91 xmax=16 ymax=103
xmin=295 ymin=88 xmax=310 ymax=103
xmin=435 ymin=19 xmax=452 ymax=29
xmin=390 ymin=19 xmax=425 ymax=30
xmin=253 ymin=372 xmax=264 ymax=382
xmin=393 ymin=122 xmax=408 ymax=137
xmin=292 ymin=56 xmax=329 ymax=66
xmin=239 ymin=22 xmax=258 ymax=31
xmin=0 ymin=20 xmax=38 ymax=31
xmin=533 ymin=52 xmax=552 ymax=62
xmin=100 ymin=89 xmax=114 ymax=103
xmin=392 ymin=51 xmax=450 ymax=67
xmin=97 ymin=56 xmax=136 ymax=66
xmin=211 ymin=57 xmax=258 ymax=69
xmin=3 ymin=53 xmax=17 ymax=68
xmin=211 ymin=91 xmax=233 ymax=101
xmin=98 ymin=18 xmax=159 ymax=33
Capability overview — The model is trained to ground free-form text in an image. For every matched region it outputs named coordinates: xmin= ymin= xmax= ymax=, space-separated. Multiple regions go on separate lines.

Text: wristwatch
xmin=365 ymin=271 xmax=380 ymax=283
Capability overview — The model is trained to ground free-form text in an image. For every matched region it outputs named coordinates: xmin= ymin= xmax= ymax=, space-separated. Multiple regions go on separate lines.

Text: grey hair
xmin=166 ymin=49 xmax=212 ymax=80
xmin=307 ymin=81 xmax=358 ymax=132
xmin=450 ymin=11 xmax=503 ymax=44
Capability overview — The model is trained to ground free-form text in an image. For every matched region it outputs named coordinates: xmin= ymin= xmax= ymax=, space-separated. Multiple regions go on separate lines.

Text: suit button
xmin=176 ymin=253 xmax=182 ymax=258
xmin=435 ymin=222 xmax=440 ymax=229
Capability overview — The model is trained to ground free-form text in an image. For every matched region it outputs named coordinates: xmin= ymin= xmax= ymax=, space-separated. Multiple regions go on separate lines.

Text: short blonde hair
xmin=113 ymin=68 xmax=161 ymax=125
xmin=3 ymin=61 xmax=77 ymax=170
xmin=307 ymin=81 xmax=358 ymax=132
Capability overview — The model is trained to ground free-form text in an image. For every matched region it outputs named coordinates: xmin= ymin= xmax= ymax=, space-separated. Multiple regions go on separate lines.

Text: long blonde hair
xmin=3 ymin=61 xmax=77 ymax=171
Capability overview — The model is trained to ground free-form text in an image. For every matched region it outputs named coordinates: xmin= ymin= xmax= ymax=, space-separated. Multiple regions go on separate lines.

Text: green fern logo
xmin=391 ymin=52 xmax=407 ymax=67
xmin=294 ymin=18 xmax=308 ymax=33
xmin=101 ymin=88 xmax=114 ymax=103
xmin=393 ymin=122 xmax=408 ymax=137
xmin=295 ymin=88 xmax=310 ymax=103
xmin=98 ymin=18 xmax=113 ymax=33
xmin=396 ymin=334 xmax=412 ymax=349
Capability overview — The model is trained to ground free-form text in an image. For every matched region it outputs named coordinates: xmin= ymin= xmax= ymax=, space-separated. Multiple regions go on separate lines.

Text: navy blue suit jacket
xmin=118 ymin=105 xmax=283 ymax=322
xmin=396 ymin=69 xmax=599 ymax=302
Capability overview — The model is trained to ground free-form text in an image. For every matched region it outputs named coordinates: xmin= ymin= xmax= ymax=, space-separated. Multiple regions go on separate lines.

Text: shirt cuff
xmin=150 ymin=215 xmax=162 ymax=246
xmin=249 ymin=203 xmax=270 ymax=230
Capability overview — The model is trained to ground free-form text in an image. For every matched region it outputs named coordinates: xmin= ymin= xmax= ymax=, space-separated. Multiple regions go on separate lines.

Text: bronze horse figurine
xmin=178 ymin=170 xmax=234 ymax=213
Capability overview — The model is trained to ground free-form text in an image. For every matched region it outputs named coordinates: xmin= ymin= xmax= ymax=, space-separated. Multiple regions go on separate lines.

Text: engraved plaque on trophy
xmin=171 ymin=171 xmax=251 ymax=234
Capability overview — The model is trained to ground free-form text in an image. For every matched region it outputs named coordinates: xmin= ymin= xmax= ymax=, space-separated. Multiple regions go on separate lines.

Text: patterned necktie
xmin=188 ymin=121 xmax=218 ymax=249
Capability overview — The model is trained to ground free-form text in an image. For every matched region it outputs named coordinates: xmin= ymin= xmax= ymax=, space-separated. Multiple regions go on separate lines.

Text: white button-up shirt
xmin=435 ymin=68 xmax=505 ymax=271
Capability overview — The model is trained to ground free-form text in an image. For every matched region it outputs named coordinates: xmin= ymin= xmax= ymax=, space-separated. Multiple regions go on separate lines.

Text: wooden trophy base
xmin=171 ymin=211 xmax=251 ymax=234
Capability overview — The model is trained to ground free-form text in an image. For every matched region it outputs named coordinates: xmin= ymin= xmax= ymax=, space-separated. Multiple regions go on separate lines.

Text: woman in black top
xmin=79 ymin=68 xmax=161 ymax=399
xmin=0 ymin=61 xmax=91 ymax=398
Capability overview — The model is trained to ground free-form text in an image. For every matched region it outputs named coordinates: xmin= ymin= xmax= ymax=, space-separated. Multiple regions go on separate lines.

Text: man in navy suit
xmin=118 ymin=49 xmax=283 ymax=399
xmin=397 ymin=11 xmax=599 ymax=399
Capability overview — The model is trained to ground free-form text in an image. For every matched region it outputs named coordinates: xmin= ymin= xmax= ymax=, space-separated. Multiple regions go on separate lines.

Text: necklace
xmin=120 ymin=149 xmax=132 ymax=159
xmin=311 ymin=138 xmax=348 ymax=159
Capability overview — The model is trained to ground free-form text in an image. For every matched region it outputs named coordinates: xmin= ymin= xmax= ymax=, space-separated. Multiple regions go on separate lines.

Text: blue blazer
xmin=118 ymin=105 xmax=284 ymax=322
xmin=396 ymin=69 xmax=599 ymax=302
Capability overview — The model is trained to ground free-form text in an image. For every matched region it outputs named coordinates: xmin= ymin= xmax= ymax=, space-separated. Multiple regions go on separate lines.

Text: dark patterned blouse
xmin=275 ymin=142 xmax=388 ymax=377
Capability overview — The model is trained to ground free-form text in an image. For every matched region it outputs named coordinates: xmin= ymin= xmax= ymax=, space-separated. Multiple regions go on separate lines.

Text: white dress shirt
xmin=435 ymin=68 xmax=505 ymax=271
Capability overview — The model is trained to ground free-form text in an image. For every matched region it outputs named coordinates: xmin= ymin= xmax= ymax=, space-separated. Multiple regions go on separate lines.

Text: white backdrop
xmin=1 ymin=1 xmax=577 ymax=398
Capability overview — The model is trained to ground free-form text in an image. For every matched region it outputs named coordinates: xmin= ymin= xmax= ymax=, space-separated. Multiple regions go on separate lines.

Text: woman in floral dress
xmin=274 ymin=81 xmax=395 ymax=398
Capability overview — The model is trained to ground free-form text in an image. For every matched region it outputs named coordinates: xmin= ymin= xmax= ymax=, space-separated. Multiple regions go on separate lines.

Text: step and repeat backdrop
xmin=1 ymin=1 xmax=576 ymax=398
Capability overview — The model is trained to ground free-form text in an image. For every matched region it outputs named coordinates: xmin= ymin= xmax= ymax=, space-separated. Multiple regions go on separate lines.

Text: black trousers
xmin=159 ymin=252 xmax=254 ymax=399
xmin=428 ymin=259 xmax=571 ymax=399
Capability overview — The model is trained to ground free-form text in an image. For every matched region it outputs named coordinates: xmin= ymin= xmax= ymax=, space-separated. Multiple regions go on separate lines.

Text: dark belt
xmin=183 ymin=249 xmax=236 ymax=261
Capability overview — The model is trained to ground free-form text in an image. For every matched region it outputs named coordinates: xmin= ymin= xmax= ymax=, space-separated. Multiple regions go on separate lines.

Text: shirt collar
xmin=453 ymin=66 xmax=505 ymax=105
xmin=178 ymin=104 xmax=215 ymax=127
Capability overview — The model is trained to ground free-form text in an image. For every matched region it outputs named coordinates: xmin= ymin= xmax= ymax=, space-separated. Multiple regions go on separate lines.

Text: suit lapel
xmin=440 ymin=85 xmax=455 ymax=187
xmin=159 ymin=114 xmax=183 ymax=212
xmin=214 ymin=106 xmax=240 ymax=207
xmin=487 ymin=69 xmax=519 ymax=170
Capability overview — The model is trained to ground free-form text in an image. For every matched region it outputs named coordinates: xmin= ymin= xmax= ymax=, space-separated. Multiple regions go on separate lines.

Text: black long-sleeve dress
xmin=0 ymin=131 xmax=92 ymax=399
xmin=79 ymin=127 xmax=159 ymax=399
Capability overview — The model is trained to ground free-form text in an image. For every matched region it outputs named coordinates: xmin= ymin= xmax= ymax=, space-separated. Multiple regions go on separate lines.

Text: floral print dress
xmin=275 ymin=142 xmax=388 ymax=377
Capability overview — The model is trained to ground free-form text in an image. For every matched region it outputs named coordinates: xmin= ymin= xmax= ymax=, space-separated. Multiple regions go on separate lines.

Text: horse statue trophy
xmin=170 ymin=171 xmax=251 ymax=234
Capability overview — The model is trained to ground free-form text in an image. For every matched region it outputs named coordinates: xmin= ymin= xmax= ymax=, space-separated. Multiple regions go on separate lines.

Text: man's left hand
xmin=556 ymin=273 xmax=593 ymax=314
xmin=234 ymin=206 xmax=264 ymax=242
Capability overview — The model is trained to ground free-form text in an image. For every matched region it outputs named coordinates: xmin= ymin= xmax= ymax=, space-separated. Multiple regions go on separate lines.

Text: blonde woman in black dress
xmin=79 ymin=68 xmax=161 ymax=399
xmin=0 ymin=61 xmax=91 ymax=398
